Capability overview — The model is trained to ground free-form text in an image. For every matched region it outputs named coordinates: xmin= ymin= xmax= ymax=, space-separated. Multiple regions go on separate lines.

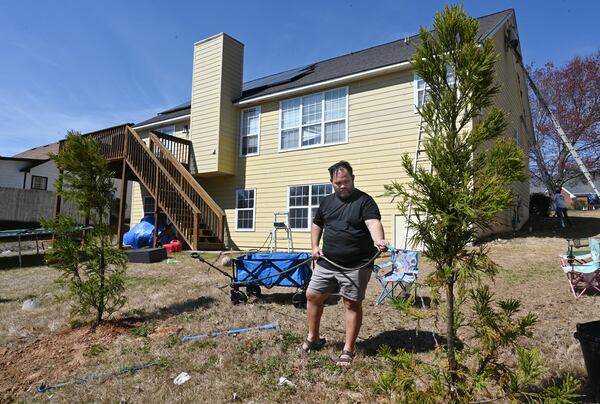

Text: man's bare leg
xmin=337 ymin=297 xmax=363 ymax=366
xmin=301 ymin=289 xmax=330 ymax=350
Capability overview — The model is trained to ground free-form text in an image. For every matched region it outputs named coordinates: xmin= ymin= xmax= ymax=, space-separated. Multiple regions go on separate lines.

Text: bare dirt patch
xmin=0 ymin=321 xmax=136 ymax=401
xmin=0 ymin=210 xmax=599 ymax=402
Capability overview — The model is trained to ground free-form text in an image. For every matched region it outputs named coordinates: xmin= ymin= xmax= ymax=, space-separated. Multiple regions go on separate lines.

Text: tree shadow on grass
xmin=120 ymin=296 xmax=216 ymax=323
xmin=0 ymin=254 xmax=46 ymax=270
xmin=0 ymin=297 xmax=18 ymax=303
xmin=479 ymin=213 xmax=600 ymax=244
xmin=358 ymin=329 xmax=463 ymax=356
xmin=253 ymin=291 xmax=340 ymax=307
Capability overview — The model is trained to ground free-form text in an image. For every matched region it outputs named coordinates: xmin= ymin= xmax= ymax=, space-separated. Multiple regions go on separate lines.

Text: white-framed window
xmin=155 ymin=125 xmax=176 ymax=136
xmin=31 ymin=175 xmax=48 ymax=190
xmin=279 ymin=87 xmax=348 ymax=151
xmin=143 ymin=197 xmax=155 ymax=215
xmin=288 ymin=183 xmax=333 ymax=230
xmin=236 ymin=189 xmax=255 ymax=231
xmin=240 ymin=107 xmax=260 ymax=156
xmin=413 ymin=66 xmax=456 ymax=110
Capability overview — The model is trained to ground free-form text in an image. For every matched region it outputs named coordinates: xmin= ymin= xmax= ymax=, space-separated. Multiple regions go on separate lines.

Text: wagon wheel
xmin=292 ymin=290 xmax=307 ymax=309
xmin=231 ymin=289 xmax=248 ymax=305
xmin=246 ymin=285 xmax=261 ymax=297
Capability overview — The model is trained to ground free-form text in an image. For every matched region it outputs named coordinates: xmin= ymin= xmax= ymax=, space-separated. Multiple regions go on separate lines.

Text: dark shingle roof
xmin=564 ymin=180 xmax=600 ymax=196
xmin=12 ymin=142 xmax=59 ymax=159
xmin=238 ymin=8 xmax=513 ymax=101
xmin=134 ymin=105 xmax=190 ymax=128
xmin=136 ymin=8 xmax=513 ymax=126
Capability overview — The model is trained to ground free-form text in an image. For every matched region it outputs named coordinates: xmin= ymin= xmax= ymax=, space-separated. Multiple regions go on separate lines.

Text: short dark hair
xmin=328 ymin=160 xmax=354 ymax=180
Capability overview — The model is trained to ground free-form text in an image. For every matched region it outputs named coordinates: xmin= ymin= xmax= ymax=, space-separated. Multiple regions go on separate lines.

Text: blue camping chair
xmin=373 ymin=246 xmax=420 ymax=305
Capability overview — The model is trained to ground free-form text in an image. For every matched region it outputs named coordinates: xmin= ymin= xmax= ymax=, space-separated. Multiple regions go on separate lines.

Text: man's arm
xmin=311 ymin=223 xmax=324 ymax=259
xmin=365 ymin=219 xmax=389 ymax=252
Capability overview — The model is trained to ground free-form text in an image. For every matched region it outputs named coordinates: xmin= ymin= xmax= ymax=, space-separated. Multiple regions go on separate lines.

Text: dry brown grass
xmin=1 ymin=210 xmax=599 ymax=402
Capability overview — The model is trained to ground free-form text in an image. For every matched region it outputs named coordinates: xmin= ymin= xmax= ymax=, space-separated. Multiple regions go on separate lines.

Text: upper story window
xmin=280 ymin=87 xmax=347 ymax=151
xmin=288 ymin=183 xmax=332 ymax=230
xmin=414 ymin=66 xmax=456 ymax=110
xmin=236 ymin=189 xmax=256 ymax=231
xmin=155 ymin=125 xmax=176 ymax=136
xmin=240 ymin=107 xmax=260 ymax=156
xmin=31 ymin=175 xmax=48 ymax=190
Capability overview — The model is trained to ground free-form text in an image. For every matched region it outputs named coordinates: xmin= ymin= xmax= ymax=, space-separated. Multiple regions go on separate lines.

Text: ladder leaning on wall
xmin=399 ymin=116 xmax=431 ymax=251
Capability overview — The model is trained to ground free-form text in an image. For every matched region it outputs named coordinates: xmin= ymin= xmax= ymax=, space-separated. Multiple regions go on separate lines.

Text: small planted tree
xmin=42 ymin=131 xmax=127 ymax=328
xmin=381 ymin=5 xmax=580 ymax=402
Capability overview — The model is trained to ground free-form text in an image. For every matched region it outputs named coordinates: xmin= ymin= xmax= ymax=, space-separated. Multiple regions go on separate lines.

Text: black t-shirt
xmin=313 ymin=189 xmax=381 ymax=270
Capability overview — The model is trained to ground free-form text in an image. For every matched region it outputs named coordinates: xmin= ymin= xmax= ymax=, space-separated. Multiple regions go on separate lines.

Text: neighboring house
xmin=530 ymin=178 xmax=600 ymax=209
xmin=0 ymin=142 xmax=131 ymax=226
xmin=121 ymin=8 xmax=531 ymax=250
xmin=564 ymin=180 xmax=600 ymax=209
xmin=1 ymin=143 xmax=60 ymax=191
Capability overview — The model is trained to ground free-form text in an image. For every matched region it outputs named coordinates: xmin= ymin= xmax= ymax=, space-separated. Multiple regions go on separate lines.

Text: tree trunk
xmin=446 ymin=280 xmax=458 ymax=398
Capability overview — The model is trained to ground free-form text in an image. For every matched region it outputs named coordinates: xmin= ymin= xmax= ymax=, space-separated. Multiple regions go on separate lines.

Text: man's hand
xmin=312 ymin=245 xmax=323 ymax=260
xmin=375 ymin=239 xmax=389 ymax=252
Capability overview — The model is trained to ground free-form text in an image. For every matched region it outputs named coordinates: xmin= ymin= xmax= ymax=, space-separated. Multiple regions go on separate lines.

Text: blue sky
xmin=1 ymin=0 xmax=598 ymax=156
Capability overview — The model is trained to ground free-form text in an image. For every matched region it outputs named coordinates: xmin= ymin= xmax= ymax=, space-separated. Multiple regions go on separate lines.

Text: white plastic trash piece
xmin=277 ymin=376 xmax=295 ymax=387
xmin=22 ymin=299 xmax=40 ymax=311
xmin=174 ymin=372 xmax=191 ymax=385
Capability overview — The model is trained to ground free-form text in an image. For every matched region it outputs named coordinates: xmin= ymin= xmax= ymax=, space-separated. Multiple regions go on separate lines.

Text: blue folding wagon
xmin=231 ymin=252 xmax=312 ymax=307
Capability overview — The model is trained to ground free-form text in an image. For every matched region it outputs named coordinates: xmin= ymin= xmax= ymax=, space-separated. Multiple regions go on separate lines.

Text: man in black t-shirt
xmin=297 ymin=161 xmax=388 ymax=367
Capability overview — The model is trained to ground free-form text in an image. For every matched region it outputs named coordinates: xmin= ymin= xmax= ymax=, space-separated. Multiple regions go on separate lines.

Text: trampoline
xmin=0 ymin=228 xmax=52 ymax=267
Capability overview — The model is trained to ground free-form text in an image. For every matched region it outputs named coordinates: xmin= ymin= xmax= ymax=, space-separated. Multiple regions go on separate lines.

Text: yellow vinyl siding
xmin=189 ymin=33 xmax=243 ymax=176
xmin=198 ymin=70 xmax=421 ymax=250
xmin=129 ymin=182 xmax=145 ymax=226
xmin=190 ymin=35 xmax=223 ymax=174
xmin=481 ymin=16 xmax=531 ymax=235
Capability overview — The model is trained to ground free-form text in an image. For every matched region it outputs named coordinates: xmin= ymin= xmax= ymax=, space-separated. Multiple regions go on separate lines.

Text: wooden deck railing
xmin=152 ymin=131 xmax=191 ymax=169
xmin=86 ymin=124 xmax=129 ymax=161
xmin=149 ymin=132 xmax=225 ymax=242
xmin=83 ymin=124 xmax=225 ymax=249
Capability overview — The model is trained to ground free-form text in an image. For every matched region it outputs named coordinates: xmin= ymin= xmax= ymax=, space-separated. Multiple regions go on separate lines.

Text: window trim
xmin=235 ymin=188 xmax=256 ymax=232
xmin=413 ymin=68 xmax=456 ymax=112
xmin=287 ymin=183 xmax=333 ymax=231
xmin=30 ymin=175 xmax=48 ymax=190
xmin=239 ymin=106 xmax=261 ymax=157
xmin=143 ymin=196 xmax=155 ymax=215
xmin=278 ymin=86 xmax=349 ymax=152
xmin=413 ymin=73 xmax=427 ymax=112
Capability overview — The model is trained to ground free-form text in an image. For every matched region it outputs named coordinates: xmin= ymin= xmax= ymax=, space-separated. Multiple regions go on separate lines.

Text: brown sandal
xmin=335 ymin=350 xmax=355 ymax=366
xmin=297 ymin=338 xmax=327 ymax=353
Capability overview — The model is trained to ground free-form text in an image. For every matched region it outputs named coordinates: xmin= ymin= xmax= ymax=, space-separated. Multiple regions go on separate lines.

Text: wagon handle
xmin=190 ymin=252 xmax=234 ymax=280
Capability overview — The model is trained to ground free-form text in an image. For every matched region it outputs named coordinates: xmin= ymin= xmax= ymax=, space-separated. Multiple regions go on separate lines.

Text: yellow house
xmin=122 ymin=8 xmax=531 ymax=251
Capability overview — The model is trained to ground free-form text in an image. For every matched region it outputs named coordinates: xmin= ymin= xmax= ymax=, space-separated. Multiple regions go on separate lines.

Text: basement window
xmin=143 ymin=197 xmax=155 ymax=215
xmin=236 ymin=189 xmax=255 ymax=231
xmin=31 ymin=175 xmax=48 ymax=190
xmin=287 ymin=183 xmax=332 ymax=230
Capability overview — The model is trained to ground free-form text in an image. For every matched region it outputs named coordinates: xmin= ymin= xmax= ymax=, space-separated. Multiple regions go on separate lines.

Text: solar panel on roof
xmin=243 ymin=64 xmax=315 ymax=92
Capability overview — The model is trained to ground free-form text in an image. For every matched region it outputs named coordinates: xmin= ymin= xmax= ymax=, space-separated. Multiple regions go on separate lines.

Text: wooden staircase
xmin=88 ymin=124 xmax=225 ymax=250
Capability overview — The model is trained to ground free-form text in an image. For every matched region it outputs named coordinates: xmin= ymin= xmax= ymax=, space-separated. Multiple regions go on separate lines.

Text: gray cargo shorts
xmin=308 ymin=261 xmax=372 ymax=301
